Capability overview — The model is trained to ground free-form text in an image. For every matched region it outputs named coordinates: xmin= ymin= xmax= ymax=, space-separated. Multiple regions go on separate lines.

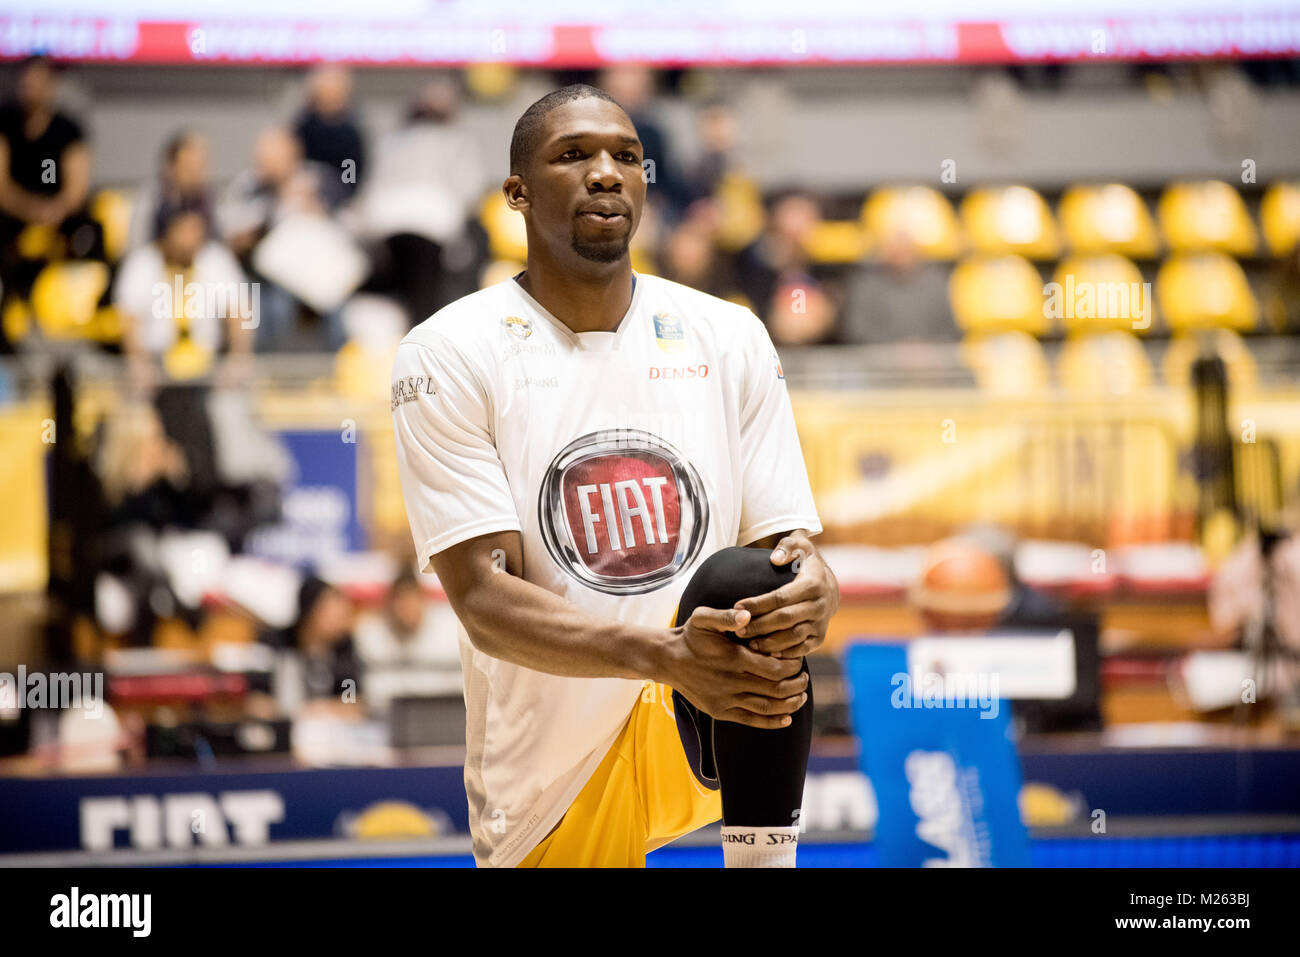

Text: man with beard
xmin=391 ymin=85 xmax=837 ymax=867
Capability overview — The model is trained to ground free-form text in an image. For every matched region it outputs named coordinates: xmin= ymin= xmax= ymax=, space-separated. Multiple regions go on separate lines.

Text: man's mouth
xmin=577 ymin=204 xmax=629 ymax=224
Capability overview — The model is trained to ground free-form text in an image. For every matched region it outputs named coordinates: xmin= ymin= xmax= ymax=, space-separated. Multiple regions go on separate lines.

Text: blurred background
xmin=1 ymin=0 xmax=1300 ymax=866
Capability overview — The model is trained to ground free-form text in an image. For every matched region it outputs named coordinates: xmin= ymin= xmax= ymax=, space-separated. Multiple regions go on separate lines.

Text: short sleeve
xmin=735 ymin=313 xmax=823 ymax=545
xmin=391 ymin=337 xmax=522 ymax=571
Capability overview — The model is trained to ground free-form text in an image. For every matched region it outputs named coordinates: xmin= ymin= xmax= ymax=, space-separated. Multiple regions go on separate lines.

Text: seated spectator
xmin=127 ymin=129 xmax=214 ymax=251
xmin=294 ymin=64 xmax=365 ymax=209
xmin=357 ymin=78 xmax=489 ymax=326
xmin=658 ymin=203 xmax=742 ymax=302
xmin=113 ymin=201 xmax=251 ymax=395
xmin=0 ymin=55 xmax=100 ymax=314
xmin=840 ymin=228 xmax=957 ymax=345
xmin=736 ymin=194 xmax=836 ymax=344
xmin=354 ymin=569 xmax=463 ymax=711
xmin=284 ymin=575 xmax=364 ymax=707
xmin=686 ymin=101 xmax=738 ymax=202
xmin=94 ymin=402 xmax=199 ymax=646
xmin=217 ymin=127 xmax=350 ymax=352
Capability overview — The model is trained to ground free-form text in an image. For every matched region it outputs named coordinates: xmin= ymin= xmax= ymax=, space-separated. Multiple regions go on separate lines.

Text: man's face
xmin=510 ymin=98 xmax=645 ymax=269
xmin=18 ymin=62 xmax=54 ymax=112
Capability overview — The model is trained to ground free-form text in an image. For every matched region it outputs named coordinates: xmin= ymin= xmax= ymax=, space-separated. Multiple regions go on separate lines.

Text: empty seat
xmin=1058 ymin=330 xmax=1154 ymax=395
xmin=959 ymin=185 xmax=1061 ymax=259
xmin=1260 ymin=181 xmax=1300 ymax=257
xmin=1058 ymin=182 xmax=1160 ymax=258
xmin=861 ymin=185 xmax=961 ymax=260
xmin=1157 ymin=180 xmax=1257 ymax=255
xmin=1156 ymin=252 xmax=1258 ymax=332
xmin=1050 ymin=254 xmax=1154 ymax=334
xmin=949 ymin=254 xmax=1049 ymax=335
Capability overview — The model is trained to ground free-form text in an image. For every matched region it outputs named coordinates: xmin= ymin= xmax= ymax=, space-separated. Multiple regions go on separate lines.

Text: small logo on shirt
xmin=391 ymin=374 xmax=436 ymax=410
xmin=773 ymin=351 xmax=785 ymax=379
xmin=648 ymin=364 xmax=709 ymax=381
xmin=538 ymin=429 xmax=709 ymax=595
xmin=652 ymin=313 xmax=685 ymax=353
xmin=503 ymin=315 xmax=533 ymax=339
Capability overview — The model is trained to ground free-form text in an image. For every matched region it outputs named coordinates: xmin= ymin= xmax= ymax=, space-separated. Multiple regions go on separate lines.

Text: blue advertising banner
xmin=844 ymin=643 xmax=1031 ymax=867
xmin=247 ymin=430 xmax=365 ymax=564
xmin=0 ymin=763 xmax=469 ymax=854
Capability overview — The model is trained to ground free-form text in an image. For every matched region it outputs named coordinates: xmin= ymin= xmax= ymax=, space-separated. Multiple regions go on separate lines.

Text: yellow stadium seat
xmin=960 ymin=330 xmax=1050 ymax=396
xmin=1260 ymin=181 xmax=1300 ymax=257
xmin=861 ymin=186 xmax=961 ymax=260
xmin=479 ymin=191 xmax=528 ymax=262
xmin=949 ymin=254 xmax=1049 ymax=335
xmin=803 ymin=220 xmax=869 ymax=264
xmin=959 ymin=185 xmax=1061 ymax=259
xmin=713 ymin=173 xmax=765 ymax=253
xmin=16 ymin=223 xmax=61 ymax=260
xmin=90 ymin=189 xmax=131 ymax=263
xmin=1161 ymin=328 xmax=1258 ymax=392
xmin=1155 ymin=253 xmax=1258 ymax=332
xmin=1050 ymin=254 xmax=1154 ymax=334
xmin=30 ymin=260 xmax=111 ymax=340
xmin=1157 ymin=180 xmax=1258 ymax=255
xmin=1058 ymin=182 xmax=1160 ymax=258
xmin=1057 ymin=331 xmax=1153 ymax=395
xmin=2 ymin=298 xmax=31 ymax=343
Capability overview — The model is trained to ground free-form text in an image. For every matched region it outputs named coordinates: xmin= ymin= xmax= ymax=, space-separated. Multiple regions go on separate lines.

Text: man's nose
xmin=586 ymin=152 xmax=623 ymax=191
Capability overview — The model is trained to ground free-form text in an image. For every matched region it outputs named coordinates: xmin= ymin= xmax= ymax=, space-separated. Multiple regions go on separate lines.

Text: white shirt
xmin=391 ymin=272 xmax=821 ymax=867
xmin=112 ymin=240 xmax=246 ymax=355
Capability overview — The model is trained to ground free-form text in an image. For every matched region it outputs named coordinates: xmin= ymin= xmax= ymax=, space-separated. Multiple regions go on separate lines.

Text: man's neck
xmin=517 ymin=260 xmax=634 ymax=335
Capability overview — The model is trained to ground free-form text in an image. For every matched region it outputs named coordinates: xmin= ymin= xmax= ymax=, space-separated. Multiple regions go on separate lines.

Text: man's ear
xmin=503 ymin=175 xmax=529 ymax=213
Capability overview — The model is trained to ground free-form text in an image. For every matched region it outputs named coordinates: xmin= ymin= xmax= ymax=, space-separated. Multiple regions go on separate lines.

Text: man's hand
xmin=733 ymin=532 xmax=839 ymax=659
xmin=660 ymin=606 xmax=809 ymax=729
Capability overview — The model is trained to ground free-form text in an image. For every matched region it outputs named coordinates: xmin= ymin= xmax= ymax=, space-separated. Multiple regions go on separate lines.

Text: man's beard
xmin=571 ymin=232 xmax=630 ymax=264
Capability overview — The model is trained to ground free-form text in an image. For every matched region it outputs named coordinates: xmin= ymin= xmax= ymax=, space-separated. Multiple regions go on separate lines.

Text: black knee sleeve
xmin=671 ymin=546 xmax=814 ymax=829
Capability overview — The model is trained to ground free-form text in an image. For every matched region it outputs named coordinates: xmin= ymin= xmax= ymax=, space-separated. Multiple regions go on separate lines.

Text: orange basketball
xmin=911 ymin=538 xmax=1012 ymax=633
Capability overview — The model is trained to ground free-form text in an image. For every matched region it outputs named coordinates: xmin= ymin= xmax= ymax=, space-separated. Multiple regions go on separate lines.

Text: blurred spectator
xmin=95 ymin=402 xmax=199 ymax=646
xmin=840 ymin=228 xmax=957 ymax=345
xmin=278 ymin=575 xmax=363 ymax=707
xmin=736 ymin=193 xmax=836 ymax=344
xmin=658 ymin=203 xmax=740 ymax=301
xmin=357 ymin=78 xmax=490 ymax=326
xmin=294 ymin=64 xmax=365 ymax=209
xmin=0 ymin=55 xmax=99 ymax=310
xmin=217 ymin=127 xmax=346 ymax=352
xmin=113 ymin=201 xmax=251 ymax=395
xmin=354 ymin=569 xmax=462 ymax=711
xmin=599 ymin=64 xmax=690 ymax=222
xmin=686 ymin=101 xmax=737 ymax=201
xmin=1265 ymin=247 xmax=1300 ymax=335
xmin=126 ymin=129 xmax=214 ymax=250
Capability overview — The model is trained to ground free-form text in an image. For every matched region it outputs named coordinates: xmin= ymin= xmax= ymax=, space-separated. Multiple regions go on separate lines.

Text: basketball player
xmin=391 ymin=85 xmax=839 ymax=867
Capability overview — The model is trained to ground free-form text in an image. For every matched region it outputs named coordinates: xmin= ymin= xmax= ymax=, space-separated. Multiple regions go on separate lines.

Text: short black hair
xmin=509 ymin=83 xmax=622 ymax=176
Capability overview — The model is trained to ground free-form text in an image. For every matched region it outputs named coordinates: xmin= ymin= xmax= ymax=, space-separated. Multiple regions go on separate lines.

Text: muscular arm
xmin=429 ymin=529 xmax=807 ymax=728
xmin=431 ymin=528 xmax=668 ymax=680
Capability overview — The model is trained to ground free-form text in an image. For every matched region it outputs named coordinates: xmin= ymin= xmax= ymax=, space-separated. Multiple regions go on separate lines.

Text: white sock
xmin=721 ymin=825 xmax=800 ymax=868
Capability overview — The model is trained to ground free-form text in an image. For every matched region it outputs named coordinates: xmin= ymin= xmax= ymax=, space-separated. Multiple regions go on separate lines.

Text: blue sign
xmin=247 ymin=430 xmax=365 ymax=564
xmin=844 ymin=643 xmax=1031 ymax=867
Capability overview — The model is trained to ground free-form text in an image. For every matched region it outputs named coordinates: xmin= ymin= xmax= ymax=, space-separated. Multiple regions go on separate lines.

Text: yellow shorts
xmin=517 ymin=681 xmax=722 ymax=867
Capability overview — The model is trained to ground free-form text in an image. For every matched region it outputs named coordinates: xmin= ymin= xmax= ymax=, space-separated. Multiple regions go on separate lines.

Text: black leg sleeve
xmin=670 ymin=546 xmax=813 ymax=828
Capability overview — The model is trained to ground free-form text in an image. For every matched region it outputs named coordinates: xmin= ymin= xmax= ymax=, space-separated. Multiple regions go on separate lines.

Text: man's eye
xmin=559 ymin=149 xmax=582 ymax=160
xmin=617 ymin=152 xmax=639 ymax=163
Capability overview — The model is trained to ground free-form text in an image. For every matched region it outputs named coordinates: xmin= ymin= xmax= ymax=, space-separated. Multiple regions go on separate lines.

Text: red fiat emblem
xmin=539 ymin=430 xmax=710 ymax=594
